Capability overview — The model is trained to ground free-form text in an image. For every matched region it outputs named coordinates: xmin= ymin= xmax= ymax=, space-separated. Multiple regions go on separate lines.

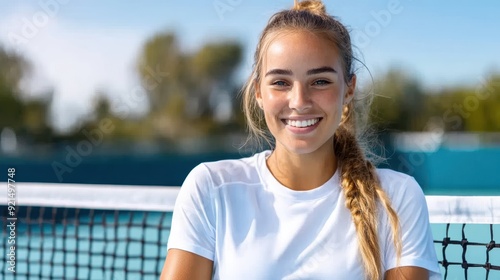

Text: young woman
xmin=161 ymin=1 xmax=441 ymax=279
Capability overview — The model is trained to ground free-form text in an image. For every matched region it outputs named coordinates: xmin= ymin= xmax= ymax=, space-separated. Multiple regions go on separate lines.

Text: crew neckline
xmin=256 ymin=150 xmax=340 ymax=201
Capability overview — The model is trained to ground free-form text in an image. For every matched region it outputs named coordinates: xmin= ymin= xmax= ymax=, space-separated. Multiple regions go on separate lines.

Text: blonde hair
xmin=241 ymin=1 xmax=401 ymax=279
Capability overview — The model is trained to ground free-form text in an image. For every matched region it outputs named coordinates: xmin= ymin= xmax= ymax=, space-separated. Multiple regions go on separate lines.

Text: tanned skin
xmin=160 ymin=249 xmax=430 ymax=280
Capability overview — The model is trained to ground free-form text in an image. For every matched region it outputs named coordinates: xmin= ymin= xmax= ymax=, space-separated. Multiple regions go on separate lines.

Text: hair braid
xmin=334 ymin=125 xmax=381 ymax=279
xmin=334 ymin=105 xmax=402 ymax=279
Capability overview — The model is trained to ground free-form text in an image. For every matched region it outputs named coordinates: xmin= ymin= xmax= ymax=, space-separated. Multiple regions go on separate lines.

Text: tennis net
xmin=1 ymin=183 xmax=499 ymax=279
xmin=427 ymin=196 xmax=500 ymax=280
xmin=1 ymin=183 xmax=178 ymax=280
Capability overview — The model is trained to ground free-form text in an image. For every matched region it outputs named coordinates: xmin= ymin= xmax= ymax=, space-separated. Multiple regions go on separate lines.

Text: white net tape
xmin=2 ymin=183 xmax=499 ymax=224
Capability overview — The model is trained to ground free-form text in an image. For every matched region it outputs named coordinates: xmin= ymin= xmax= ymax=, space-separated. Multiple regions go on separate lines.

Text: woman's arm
xmin=160 ymin=249 xmax=213 ymax=280
xmin=384 ymin=266 xmax=429 ymax=280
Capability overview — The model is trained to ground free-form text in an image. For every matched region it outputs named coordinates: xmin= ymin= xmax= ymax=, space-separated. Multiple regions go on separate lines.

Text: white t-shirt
xmin=167 ymin=151 xmax=441 ymax=279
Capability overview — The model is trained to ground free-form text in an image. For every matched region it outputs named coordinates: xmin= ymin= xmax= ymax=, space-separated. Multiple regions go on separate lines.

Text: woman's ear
xmin=344 ymin=74 xmax=357 ymax=105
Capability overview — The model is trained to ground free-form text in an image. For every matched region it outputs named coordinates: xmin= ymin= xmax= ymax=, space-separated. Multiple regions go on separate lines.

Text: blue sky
xmin=1 ymin=0 xmax=499 ymax=131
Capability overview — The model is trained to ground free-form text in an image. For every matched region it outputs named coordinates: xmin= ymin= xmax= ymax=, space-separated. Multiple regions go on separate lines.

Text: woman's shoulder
xmin=375 ymin=168 xmax=425 ymax=199
xmin=374 ymin=168 xmax=429 ymax=220
xmin=185 ymin=151 xmax=267 ymax=189
xmin=375 ymin=168 xmax=413 ymax=184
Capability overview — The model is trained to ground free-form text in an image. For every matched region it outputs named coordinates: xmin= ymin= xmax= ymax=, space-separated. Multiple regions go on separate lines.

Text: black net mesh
xmin=435 ymin=223 xmax=500 ymax=280
xmin=2 ymin=199 xmax=499 ymax=279
xmin=1 ymin=205 xmax=171 ymax=280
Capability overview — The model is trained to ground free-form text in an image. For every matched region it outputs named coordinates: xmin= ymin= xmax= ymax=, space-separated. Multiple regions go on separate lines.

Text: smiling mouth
xmin=283 ymin=118 xmax=321 ymax=128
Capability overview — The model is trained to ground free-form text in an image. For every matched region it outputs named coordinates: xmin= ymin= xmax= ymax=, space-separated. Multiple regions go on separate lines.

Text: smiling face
xmin=256 ymin=30 xmax=355 ymax=156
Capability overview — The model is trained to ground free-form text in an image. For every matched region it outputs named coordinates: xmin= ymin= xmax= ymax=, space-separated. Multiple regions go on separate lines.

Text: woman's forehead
xmin=261 ymin=30 xmax=342 ymax=73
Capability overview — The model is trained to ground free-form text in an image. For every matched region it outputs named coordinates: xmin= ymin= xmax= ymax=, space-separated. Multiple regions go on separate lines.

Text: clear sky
xmin=1 ymin=0 xmax=499 ymax=131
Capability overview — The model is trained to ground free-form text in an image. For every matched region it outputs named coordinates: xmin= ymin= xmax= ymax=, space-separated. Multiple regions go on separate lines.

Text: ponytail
xmin=334 ymin=105 xmax=402 ymax=280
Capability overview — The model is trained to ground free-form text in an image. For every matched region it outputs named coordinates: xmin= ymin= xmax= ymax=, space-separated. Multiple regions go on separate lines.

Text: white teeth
xmin=286 ymin=118 xmax=319 ymax=128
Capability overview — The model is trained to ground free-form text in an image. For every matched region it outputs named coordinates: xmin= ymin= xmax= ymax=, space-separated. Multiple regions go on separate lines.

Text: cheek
xmin=262 ymin=91 xmax=285 ymax=112
xmin=318 ymin=92 xmax=343 ymax=113
xmin=261 ymin=94 xmax=286 ymax=129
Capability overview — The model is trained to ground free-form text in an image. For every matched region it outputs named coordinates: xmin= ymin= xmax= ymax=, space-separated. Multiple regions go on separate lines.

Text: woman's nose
xmin=289 ymin=83 xmax=312 ymax=112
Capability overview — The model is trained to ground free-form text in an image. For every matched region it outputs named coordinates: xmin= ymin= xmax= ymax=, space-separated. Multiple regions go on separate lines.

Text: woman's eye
xmin=313 ymin=79 xmax=331 ymax=86
xmin=272 ymin=80 xmax=288 ymax=86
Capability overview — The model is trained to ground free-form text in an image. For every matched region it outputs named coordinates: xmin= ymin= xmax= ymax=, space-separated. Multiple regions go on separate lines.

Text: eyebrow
xmin=307 ymin=66 xmax=337 ymax=75
xmin=264 ymin=66 xmax=337 ymax=77
xmin=264 ymin=69 xmax=292 ymax=77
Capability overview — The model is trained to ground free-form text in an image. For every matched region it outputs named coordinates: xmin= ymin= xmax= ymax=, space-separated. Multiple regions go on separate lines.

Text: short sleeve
xmin=383 ymin=176 xmax=441 ymax=279
xmin=167 ymin=164 xmax=216 ymax=261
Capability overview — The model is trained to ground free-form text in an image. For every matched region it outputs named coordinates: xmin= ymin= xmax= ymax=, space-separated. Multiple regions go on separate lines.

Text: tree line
xmin=0 ymin=32 xmax=499 ymax=152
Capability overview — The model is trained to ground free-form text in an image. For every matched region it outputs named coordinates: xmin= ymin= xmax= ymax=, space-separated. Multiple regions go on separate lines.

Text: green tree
xmin=189 ymin=41 xmax=242 ymax=119
xmin=0 ymin=45 xmax=53 ymax=142
xmin=136 ymin=32 xmax=185 ymax=113
xmin=432 ymin=74 xmax=500 ymax=132
xmin=467 ymin=74 xmax=500 ymax=131
xmin=0 ymin=46 xmax=29 ymax=132
xmin=370 ymin=68 xmax=427 ymax=131
xmin=135 ymin=32 xmax=243 ymax=139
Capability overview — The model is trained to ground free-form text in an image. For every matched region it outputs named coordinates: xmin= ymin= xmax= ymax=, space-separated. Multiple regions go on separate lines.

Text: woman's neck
xmin=266 ymin=144 xmax=337 ymax=191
